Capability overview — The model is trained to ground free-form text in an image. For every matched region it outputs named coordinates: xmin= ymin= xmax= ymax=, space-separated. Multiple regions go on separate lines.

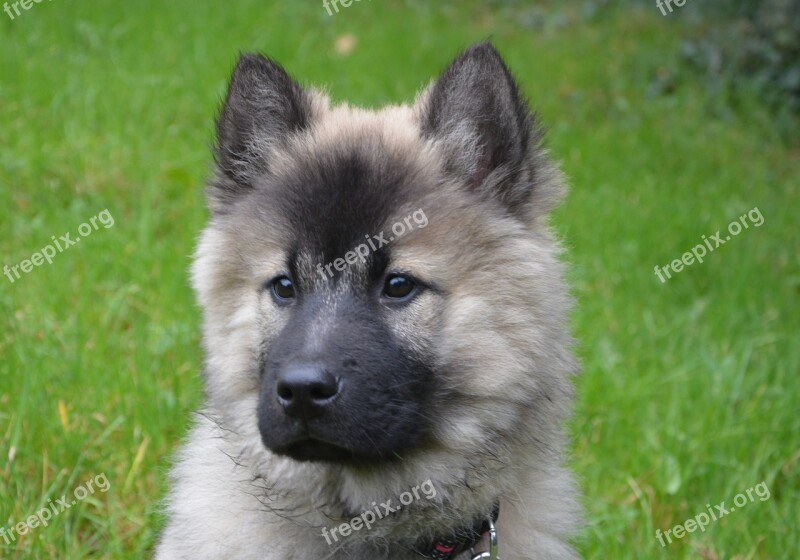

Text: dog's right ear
xmin=210 ymin=54 xmax=312 ymax=211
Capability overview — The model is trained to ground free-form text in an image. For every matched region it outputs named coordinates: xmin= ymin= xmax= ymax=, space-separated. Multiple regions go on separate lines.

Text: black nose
xmin=276 ymin=364 xmax=339 ymax=419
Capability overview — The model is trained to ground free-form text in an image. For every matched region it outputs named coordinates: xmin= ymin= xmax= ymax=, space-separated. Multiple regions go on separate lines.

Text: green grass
xmin=1 ymin=1 xmax=797 ymax=558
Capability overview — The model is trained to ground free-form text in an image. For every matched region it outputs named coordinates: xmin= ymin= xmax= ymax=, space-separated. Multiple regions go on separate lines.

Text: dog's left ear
xmin=418 ymin=43 xmax=543 ymax=217
xmin=211 ymin=54 xmax=313 ymax=211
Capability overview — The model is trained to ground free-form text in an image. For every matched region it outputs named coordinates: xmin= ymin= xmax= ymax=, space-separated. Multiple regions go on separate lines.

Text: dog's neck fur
xmin=225 ymin=421 xmax=509 ymax=553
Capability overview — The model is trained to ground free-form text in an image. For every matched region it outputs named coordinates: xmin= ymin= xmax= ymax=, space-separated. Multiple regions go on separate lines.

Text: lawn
xmin=1 ymin=0 xmax=797 ymax=558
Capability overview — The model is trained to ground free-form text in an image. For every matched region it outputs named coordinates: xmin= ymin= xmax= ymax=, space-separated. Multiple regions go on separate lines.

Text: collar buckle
xmin=469 ymin=517 xmax=499 ymax=560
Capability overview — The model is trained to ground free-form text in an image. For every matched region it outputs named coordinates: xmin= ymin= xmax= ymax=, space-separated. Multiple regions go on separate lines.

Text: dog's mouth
xmin=273 ymin=436 xmax=359 ymax=463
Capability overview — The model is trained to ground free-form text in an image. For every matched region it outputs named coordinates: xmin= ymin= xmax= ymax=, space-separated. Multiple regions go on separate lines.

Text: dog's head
xmin=193 ymin=44 xmax=575 ymax=484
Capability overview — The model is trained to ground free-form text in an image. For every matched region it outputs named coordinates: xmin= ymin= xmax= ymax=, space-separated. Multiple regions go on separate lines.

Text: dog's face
xmin=193 ymin=44 xmax=575 ymax=475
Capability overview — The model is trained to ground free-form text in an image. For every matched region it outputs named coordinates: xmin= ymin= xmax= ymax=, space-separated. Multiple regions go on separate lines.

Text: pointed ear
xmin=211 ymin=54 xmax=313 ymax=209
xmin=418 ymin=43 xmax=545 ymax=217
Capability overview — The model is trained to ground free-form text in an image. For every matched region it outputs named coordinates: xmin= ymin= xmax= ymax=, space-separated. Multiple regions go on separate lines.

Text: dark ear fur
xmin=419 ymin=42 xmax=544 ymax=216
xmin=211 ymin=54 xmax=312 ymax=210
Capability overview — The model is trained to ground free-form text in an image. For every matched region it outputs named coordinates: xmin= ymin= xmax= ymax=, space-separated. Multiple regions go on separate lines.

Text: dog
xmin=155 ymin=42 xmax=581 ymax=560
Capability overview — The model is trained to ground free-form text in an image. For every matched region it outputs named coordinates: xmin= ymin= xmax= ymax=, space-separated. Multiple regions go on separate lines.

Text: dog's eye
xmin=270 ymin=276 xmax=296 ymax=302
xmin=382 ymin=274 xmax=417 ymax=300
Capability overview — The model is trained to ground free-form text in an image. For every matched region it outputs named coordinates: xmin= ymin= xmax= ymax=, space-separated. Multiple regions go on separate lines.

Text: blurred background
xmin=1 ymin=1 xmax=797 ymax=558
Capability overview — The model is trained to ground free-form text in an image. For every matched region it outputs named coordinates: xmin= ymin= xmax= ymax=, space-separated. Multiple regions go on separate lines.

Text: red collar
xmin=414 ymin=502 xmax=499 ymax=559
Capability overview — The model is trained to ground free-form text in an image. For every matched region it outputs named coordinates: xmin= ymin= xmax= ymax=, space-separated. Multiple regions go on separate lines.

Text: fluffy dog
xmin=156 ymin=42 xmax=581 ymax=559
